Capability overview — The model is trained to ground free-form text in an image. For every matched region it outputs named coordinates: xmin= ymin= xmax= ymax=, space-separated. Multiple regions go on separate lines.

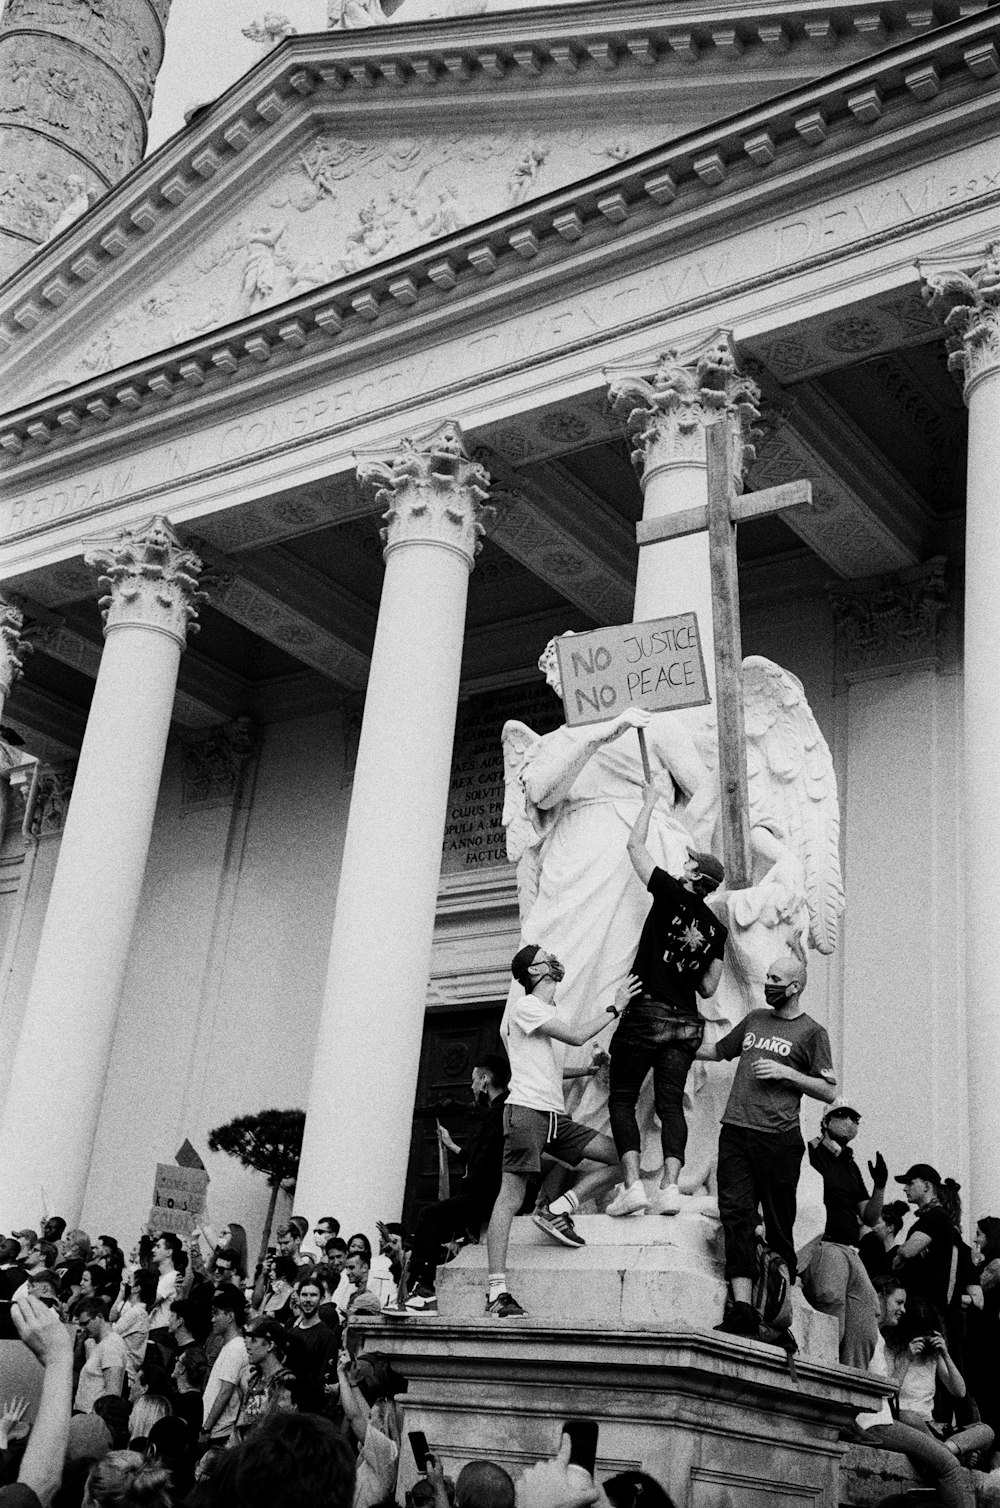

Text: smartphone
xmin=0 ymin=1301 xmax=16 ymax=1342
xmin=563 ymin=1419 xmax=599 ymax=1477
xmin=409 ymin=1430 xmax=431 ymax=1473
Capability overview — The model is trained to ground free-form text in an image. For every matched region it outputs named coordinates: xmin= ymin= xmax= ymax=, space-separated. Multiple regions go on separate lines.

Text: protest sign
xmin=148 ymin=1162 xmax=209 ymax=1236
xmin=555 ymin=614 xmax=710 ymax=727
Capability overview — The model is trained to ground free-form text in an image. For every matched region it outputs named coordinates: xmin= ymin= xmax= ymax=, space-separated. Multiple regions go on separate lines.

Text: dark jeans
xmin=409 ymin=1191 xmax=491 ymax=1289
xmin=608 ymin=1008 xmax=701 ymax=1163
xmin=717 ymin=1123 xmax=804 ymax=1281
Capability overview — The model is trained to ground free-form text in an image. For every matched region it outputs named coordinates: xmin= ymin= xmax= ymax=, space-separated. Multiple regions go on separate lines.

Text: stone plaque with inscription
xmin=441 ymin=681 xmax=562 ymax=876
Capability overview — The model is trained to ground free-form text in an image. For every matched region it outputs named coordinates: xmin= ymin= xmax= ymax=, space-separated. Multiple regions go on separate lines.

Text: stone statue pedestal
xmin=438 ymin=1212 xmax=837 ymax=1362
xmin=360 ymin=1215 xmax=888 ymax=1507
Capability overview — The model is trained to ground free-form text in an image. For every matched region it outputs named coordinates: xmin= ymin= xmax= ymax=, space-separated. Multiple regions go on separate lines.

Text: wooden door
xmin=402 ymin=1004 xmax=504 ymax=1232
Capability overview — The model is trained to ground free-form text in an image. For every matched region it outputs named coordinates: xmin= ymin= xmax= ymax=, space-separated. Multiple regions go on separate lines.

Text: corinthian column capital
xmin=358 ymin=421 xmax=492 ymax=570
xmin=84 ymin=516 xmax=206 ymax=647
xmin=0 ymin=595 xmax=29 ymax=701
xmin=607 ymin=331 xmax=760 ymax=491
xmin=923 ymin=243 xmax=1000 ymax=396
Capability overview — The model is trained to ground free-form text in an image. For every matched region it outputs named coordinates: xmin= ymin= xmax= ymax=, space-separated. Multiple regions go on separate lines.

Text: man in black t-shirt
xmin=607 ymin=782 xmax=728 ymax=1218
xmin=801 ymin=1102 xmax=887 ymax=1367
xmin=892 ymin=1163 xmax=957 ymax=1317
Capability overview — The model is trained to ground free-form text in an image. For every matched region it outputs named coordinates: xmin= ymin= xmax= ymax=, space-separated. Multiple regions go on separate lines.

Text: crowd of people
xmin=0 ymin=787 xmax=997 ymax=1507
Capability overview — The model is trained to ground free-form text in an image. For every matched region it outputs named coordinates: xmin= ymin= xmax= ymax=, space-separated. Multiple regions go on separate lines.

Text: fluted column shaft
xmin=608 ymin=335 xmax=760 ymax=698
xmin=295 ymin=423 xmax=490 ymax=1234
xmin=0 ymin=519 xmax=203 ymax=1228
xmin=926 ymin=251 xmax=1000 ymax=1220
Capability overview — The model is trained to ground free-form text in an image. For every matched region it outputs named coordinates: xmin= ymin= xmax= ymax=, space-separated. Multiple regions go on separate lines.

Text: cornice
xmin=0 ymin=0 xmax=979 ymax=326
xmin=0 ymin=6 xmax=998 ymax=467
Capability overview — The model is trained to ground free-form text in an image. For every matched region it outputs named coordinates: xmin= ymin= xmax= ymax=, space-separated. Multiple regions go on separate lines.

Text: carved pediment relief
xmin=17 ymin=115 xmax=676 ymax=402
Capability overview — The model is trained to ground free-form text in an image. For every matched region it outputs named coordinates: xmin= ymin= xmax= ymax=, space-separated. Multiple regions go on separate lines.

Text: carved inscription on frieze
xmin=441 ymin=681 xmax=561 ymax=875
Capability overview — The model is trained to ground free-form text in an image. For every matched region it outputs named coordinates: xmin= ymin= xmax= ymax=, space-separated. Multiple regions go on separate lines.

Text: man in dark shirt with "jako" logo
xmin=697 ymin=940 xmax=838 ymax=1340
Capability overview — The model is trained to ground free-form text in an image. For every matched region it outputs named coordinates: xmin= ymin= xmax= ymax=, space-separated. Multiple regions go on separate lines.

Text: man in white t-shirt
xmin=483 ymin=944 xmax=640 ymax=1317
xmin=73 ymin=1297 xmax=128 ymax=1412
xmin=201 ymin=1286 xmax=249 ymax=1446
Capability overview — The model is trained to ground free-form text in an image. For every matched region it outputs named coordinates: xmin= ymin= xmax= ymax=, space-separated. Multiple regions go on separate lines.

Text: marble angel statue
xmin=501 ymin=638 xmax=844 ymax=1201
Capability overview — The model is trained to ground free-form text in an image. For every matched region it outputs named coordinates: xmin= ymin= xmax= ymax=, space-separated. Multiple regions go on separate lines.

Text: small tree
xmin=207 ymin=1108 xmax=306 ymax=1267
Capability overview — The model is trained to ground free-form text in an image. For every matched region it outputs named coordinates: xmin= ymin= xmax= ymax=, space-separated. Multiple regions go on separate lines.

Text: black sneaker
xmin=486 ymin=1291 xmax=526 ymax=1317
xmin=532 ymin=1207 xmax=585 ymax=1248
xmin=714 ymin=1301 xmax=761 ymax=1340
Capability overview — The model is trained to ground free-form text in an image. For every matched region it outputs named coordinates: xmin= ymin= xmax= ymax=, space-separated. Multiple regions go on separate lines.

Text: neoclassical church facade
xmin=0 ymin=0 xmax=997 ymax=1245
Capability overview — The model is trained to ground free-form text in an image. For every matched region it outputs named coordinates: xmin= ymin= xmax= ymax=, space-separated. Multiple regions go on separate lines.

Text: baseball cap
xmin=822 ymin=1101 xmax=861 ymax=1123
xmin=895 ymin=1162 xmax=941 ymax=1185
xmin=11 ymin=1229 xmax=37 ymax=1244
xmin=687 ymin=849 xmax=725 ymax=886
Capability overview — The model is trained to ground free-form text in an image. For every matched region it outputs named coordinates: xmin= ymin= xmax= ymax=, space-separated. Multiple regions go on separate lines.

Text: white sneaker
xmin=606 ymin=1182 xmax=649 ymax=1217
xmin=650 ymin=1183 xmax=682 ymax=1215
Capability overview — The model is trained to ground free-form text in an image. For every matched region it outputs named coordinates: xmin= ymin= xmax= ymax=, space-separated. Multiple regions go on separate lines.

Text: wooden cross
xmin=635 ymin=420 xmax=812 ymax=889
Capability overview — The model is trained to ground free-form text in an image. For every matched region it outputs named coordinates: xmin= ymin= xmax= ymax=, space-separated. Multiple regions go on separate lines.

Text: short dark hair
xmin=29 ymin=1270 xmax=60 ymax=1297
xmin=456 ymin=1461 xmax=516 ymax=1508
xmin=211 ymin=1284 xmax=247 ymax=1324
xmin=155 ymin=1232 xmax=183 ymax=1263
xmin=511 ymin=943 xmax=542 ymax=992
xmin=345 ymin=1249 xmax=370 ymax=1270
xmin=76 ymin=1295 xmax=111 ymax=1322
xmin=132 ymin=1270 xmax=159 ymax=1309
xmin=225 ymin=1411 xmax=356 ymax=1508
xmin=33 ymin=1241 xmax=57 ymax=1268
xmin=43 ymin=1216 xmax=67 ymax=1239
xmin=0 ymin=1238 xmax=20 ymax=1265
xmin=170 ymin=1295 xmax=209 ymax=1340
xmin=176 ymin=1345 xmax=209 ymax=1391
xmin=296 ymin=1272 xmax=323 ymax=1293
xmin=272 ymin=1255 xmax=300 ymax=1285
xmin=477 ymin=1053 xmax=510 ymax=1089
xmin=324 ymin=1236 xmax=347 ymax=1257
xmin=603 ymin=1472 xmax=678 ymax=1508
xmin=317 ymin=1216 xmax=340 ymax=1235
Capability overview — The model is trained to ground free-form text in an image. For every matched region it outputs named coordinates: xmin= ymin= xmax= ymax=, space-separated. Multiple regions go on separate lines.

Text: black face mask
xmin=764 ymin=984 xmax=790 ymax=1008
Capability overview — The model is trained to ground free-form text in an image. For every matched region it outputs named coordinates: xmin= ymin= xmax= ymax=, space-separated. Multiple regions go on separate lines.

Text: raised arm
xmin=536 ymin=976 xmax=642 ymax=1047
xmin=523 ymin=709 xmax=651 ymax=811
xmin=10 ymin=1291 xmax=74 ymax=1507
xmin=626 ymin=783 xmax=659 ymax=885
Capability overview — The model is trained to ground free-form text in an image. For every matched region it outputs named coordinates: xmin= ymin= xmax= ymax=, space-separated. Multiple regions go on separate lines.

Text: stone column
xmin=0 ymin=0 xmax=173 ymax=280
xmin=0 ymin=518 xmax=204 ymax=1229
xmin=295 ymin=422 xmax=490 ymax=1234
xmin=607 ymin=332 xmax=760 ymax=695
xmin=925 ymin=248 xmax=1000 ymax=1218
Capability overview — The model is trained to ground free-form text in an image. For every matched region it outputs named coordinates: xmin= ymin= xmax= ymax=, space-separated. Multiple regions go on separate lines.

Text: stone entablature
xmin=0 ymin=0 xmax=987 ymax=380
xmin=0 ymin=8 xmax=994 ymax=505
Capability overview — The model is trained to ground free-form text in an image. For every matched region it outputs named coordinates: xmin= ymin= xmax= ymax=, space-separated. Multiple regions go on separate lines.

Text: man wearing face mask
xmin=483 ymin=945 xmax=640 ymax=1317
xmin=801 ymin=1102 xmax=888 ymax=1367
xmin=606 ymin=782 xmax=728 ymax=1218
xmin=404 ymin=1055 xmax=511 ymax=1313
xmin=697 ymin=941 xmax=838 ymax=1339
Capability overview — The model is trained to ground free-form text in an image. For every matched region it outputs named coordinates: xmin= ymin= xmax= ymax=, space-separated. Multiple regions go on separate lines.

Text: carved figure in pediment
xmin=328 ymin=0 xmax=387 ymax=27
xmin=342 ymin=196 xmax=401 ymax=267
xmin=79 ymin=313 xmax=127 ymax=376
xmin=417 ymin=184 xmax=468 ymax=238
xmin=508 ymin=143 xmax=547 ymax=206
xmin=239 ymin=221 xmax=292 ymax=311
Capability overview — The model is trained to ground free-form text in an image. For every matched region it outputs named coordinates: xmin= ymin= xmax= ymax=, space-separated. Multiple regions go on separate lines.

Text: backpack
xmin=724 ymin=1238 xmax=799 ymax=1378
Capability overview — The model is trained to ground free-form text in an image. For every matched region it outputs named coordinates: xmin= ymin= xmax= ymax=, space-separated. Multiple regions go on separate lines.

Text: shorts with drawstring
xmin=502 ymin=1104 xmax=598 ymax=1174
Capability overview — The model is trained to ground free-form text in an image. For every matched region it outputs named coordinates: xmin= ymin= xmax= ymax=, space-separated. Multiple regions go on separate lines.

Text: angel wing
xmin=501 ymin=720 xmax=547 ymax=926
xmin=741 ymin=656 xmax=845 ymax=954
